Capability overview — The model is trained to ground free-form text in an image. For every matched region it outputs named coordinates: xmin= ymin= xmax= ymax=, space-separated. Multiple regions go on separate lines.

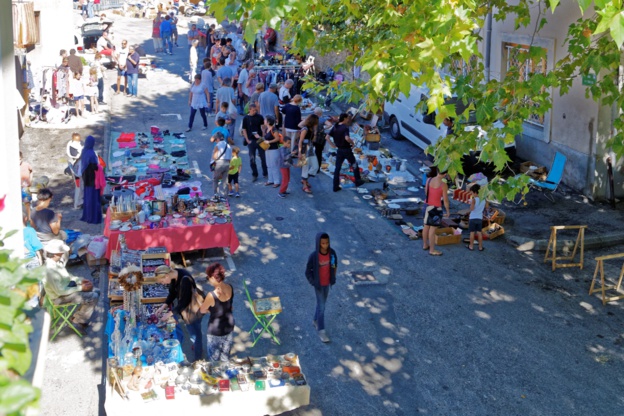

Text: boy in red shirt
xmin=305 ymin=232 xmax=338 ymax=343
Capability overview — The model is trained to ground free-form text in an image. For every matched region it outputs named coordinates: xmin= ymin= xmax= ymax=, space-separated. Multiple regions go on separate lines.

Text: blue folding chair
xmin=529 ymin=152 xmax=567 ymax=202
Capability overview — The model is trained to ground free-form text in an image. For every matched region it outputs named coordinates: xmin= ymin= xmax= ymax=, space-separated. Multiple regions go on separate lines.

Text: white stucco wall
xmin=28 ymin=0 xmax=76 ymax=67
xmin=484 ymin=1 xmax=623 ymax=198
xmin=1 ymin=0 xmax=25 ymax=254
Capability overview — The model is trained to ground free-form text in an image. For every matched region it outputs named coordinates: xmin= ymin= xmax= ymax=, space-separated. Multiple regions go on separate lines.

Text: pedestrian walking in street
xmin=79 ymin=135 xmax=102 ymax=225
xmin=211 ymin=132 xmax=232 ymax=201
xmin=305 ymin=232 xmax=338 ymax=343
xmin=114 ymin=40 xmax=129 ymax=95
xmin=125 ymin=45 xmax=140 ymax=97
xmin=422 ymin=166 xmax=450 ymax=256
xmin=211 ymin=117 xmax=231 ymax=142
xmin=152 ymin=13 xmax=163 ymax=53
xmin=277 ymin=136 xmax=292 ymax=198
xmin=467 ymin=184 xmax=487 ymax=251
xmin=326 ymin=113 xmax=364 ymax=192
xmin=189 ymin=40 xmax=199 ymax=83
xmin=282 ymin=94 xmax=302 ymax=152
xmin=66 ymin=133 xmax=83 ymax=209
xmin=227 ymin=147 xmax=242 ymax=198
xmin=86 ymin=67 xmax=99 ymax=114
xmin=160 ymin=15 xmax=174 ymax=55
xmin=68 ymin=72 xmax=85 ymax=118
xmin=298 ymin=114 xmax=319 ymax=194
xmin=200 ymin=59 xmax=214 ymax=113
xmin=90 ymin=53 xmax=105 ymax=104
xmin=263 ymin=115 xmax=281 ymax=188
xmin=170 ymin=12 xmax=179 ymax=47
xmin=186 ymin=74 xmax=209 ymax=132
xmin=241 ymin=103 xmax=267 ymax=181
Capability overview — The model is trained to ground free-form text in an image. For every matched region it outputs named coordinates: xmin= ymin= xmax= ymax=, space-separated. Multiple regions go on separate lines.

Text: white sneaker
xmin=318 ymin=329 xmax=330 ymax=343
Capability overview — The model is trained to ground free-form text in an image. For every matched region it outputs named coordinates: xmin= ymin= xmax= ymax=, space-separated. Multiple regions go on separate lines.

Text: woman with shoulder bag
xmin=155 ymin=265 xmax=205 ymax=362
xmin=199 ymin=263 xmax=235 ymax=362
xmin=422 ymin=166 xmax=450 ymax=256
xmin=263 ymin=115 xmax=281 ymax=188
xmin=297 ymin=114 xmax=319 ymax=194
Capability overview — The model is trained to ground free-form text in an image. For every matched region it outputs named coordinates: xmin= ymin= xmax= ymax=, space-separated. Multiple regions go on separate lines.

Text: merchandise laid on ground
xmin=320 ymin=118 xmax=416 ymax=190
xmin=102 ymin=126 xmax=240 ymax=259
xmin=320 ymin=111 xmax=503 ymax=241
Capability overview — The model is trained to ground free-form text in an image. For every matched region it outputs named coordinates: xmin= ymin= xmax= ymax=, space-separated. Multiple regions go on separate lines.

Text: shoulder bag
xmin=210 ymin=143 xmax=228 ymax=171
xmin=180 ymin=275 xmax=205 ymax=325
xmin=425 ymin=179 xmax=443 ymax=227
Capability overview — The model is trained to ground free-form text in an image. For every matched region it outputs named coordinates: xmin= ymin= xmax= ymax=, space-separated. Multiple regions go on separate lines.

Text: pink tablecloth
xmin=103 ymin=211 xmax=240 ymax=259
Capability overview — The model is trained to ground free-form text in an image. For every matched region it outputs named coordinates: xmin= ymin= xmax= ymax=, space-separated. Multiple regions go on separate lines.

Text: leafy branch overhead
xmin=209 ymin=0 xmax=624 ymax=202
xmin=0 ymin=226 xmax=42 ymax=415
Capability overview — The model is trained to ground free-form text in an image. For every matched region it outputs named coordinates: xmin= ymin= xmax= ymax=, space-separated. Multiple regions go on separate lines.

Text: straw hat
xmin=45 ymin=240 xmax=70 ymax=254
xmin=155 ymin=265 xmax=173 ymax=277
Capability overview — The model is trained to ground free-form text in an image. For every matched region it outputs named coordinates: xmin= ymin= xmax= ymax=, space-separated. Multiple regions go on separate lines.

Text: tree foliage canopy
xmin=209 ymin=0 xmax=624 ymax=202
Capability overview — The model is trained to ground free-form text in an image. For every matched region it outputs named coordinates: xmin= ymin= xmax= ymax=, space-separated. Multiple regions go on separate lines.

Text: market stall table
xmin=104 ymin=353 xmax=311 ymax=416
xmin=103 ymin=210 xmax=240 ymax=259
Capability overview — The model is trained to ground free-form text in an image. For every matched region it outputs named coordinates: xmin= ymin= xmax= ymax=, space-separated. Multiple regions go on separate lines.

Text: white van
xmin=384 ymin=85 xmax=447 ymax=149
xmin=384 ymin=85 xmax=516 ymax=159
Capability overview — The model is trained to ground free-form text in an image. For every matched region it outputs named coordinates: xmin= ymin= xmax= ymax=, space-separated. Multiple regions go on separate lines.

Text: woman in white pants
xmin=189 ymin=40 xmax=199 ymax=83
xmin=298 ymin=114 xmax=319 ymax=193
xmin=263 ymin=115 xmax=281 ymax=187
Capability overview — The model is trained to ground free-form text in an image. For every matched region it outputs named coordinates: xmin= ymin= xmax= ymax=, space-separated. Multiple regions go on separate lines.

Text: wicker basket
xmin=110 ymin=207 xmax=137 ymax=222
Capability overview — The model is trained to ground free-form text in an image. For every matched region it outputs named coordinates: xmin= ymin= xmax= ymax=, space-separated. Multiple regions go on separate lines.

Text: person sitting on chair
xmin=43 ymin=240 xmax=99 ymax=330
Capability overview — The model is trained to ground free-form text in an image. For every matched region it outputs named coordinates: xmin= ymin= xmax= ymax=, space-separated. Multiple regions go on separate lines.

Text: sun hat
xmin=45 ymin=240 xmax=70 ymax=254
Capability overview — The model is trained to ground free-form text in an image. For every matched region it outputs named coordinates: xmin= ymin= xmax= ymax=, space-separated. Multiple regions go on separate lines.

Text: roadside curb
xmin=506 ymin=232 xmax=624 ymax=252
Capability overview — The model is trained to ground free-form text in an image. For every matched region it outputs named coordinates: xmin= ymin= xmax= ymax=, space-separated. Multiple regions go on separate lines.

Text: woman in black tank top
xmin=200 ymin=263 xmax=235 ymax=362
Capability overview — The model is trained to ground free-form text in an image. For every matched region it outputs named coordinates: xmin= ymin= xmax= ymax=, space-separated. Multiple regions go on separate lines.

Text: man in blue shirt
xmin=160 ymin=15 xmax=173 ymax=55
xmin=125 ymin=45 xmax=140 ymax=97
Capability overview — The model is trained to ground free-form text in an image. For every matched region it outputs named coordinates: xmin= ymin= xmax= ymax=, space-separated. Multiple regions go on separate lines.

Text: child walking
xmin=86 ymin=67 xmax=99 ymax=114
xmin=305 ymin=232 xmax=338 ymax=343
xmin=68 ymin=71 xmax=86 ymax=118
xmin=277 ymin=137 xmax=292 ymax=198
xmin=467 ymin=184 xmax=488 ymax=251
xmin=227 ymin=146 xmax=242 ymax=197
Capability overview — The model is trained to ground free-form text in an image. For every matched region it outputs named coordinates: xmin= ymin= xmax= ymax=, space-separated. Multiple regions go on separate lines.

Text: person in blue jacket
xmin=305 ymin=232 xmax=337 ymax=343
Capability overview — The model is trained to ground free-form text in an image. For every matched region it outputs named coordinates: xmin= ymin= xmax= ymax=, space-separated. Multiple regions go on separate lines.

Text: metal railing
xmin=100 ymin=0 xmax=125 ymax=10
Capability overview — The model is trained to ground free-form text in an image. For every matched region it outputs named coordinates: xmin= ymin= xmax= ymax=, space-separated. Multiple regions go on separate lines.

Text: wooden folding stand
xmin=589 ymin=253 xmax=624 ymax=305
xmin=544 ymin=225 xmax=587 ymax=272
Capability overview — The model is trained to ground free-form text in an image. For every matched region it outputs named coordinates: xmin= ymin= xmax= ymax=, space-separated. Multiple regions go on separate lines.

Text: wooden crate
xmin=482 ymin=223 xmax=505 ymax=240
xmin=435 ymin=227 xmax=462 ymax=245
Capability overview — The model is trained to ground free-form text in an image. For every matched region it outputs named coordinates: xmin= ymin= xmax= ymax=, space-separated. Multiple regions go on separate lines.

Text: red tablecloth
xmin=103 ymin=211 xmax=240 ymax=259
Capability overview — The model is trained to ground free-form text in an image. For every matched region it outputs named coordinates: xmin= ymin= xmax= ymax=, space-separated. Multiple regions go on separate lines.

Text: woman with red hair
xmin=200 ymin=263 xmax=235 ymax=362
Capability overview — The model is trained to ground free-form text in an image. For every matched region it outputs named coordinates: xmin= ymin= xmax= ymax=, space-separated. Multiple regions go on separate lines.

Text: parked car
xmin=384 ymin=85 xmax=516 ymax=175
xmin=78 ymin=18 xmax=115 ymax=68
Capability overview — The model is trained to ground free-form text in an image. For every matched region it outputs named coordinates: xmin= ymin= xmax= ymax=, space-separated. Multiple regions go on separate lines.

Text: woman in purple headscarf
xmin=80 ymin=135 xmax=102 ymax=224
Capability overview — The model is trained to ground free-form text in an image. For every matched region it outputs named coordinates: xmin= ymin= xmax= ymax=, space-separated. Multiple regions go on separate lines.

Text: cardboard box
xmin=87 ymin=253 xmax=108 ymax=267
xmin=435 ymin=227 xmax=462 ymax=245
xmin=365 ymin=133 xmax=381 ymax=142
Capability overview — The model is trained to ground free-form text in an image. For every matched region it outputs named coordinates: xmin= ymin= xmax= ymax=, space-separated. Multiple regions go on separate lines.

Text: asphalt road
xmin=32 ymin=10 xmax=624 ymax=416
